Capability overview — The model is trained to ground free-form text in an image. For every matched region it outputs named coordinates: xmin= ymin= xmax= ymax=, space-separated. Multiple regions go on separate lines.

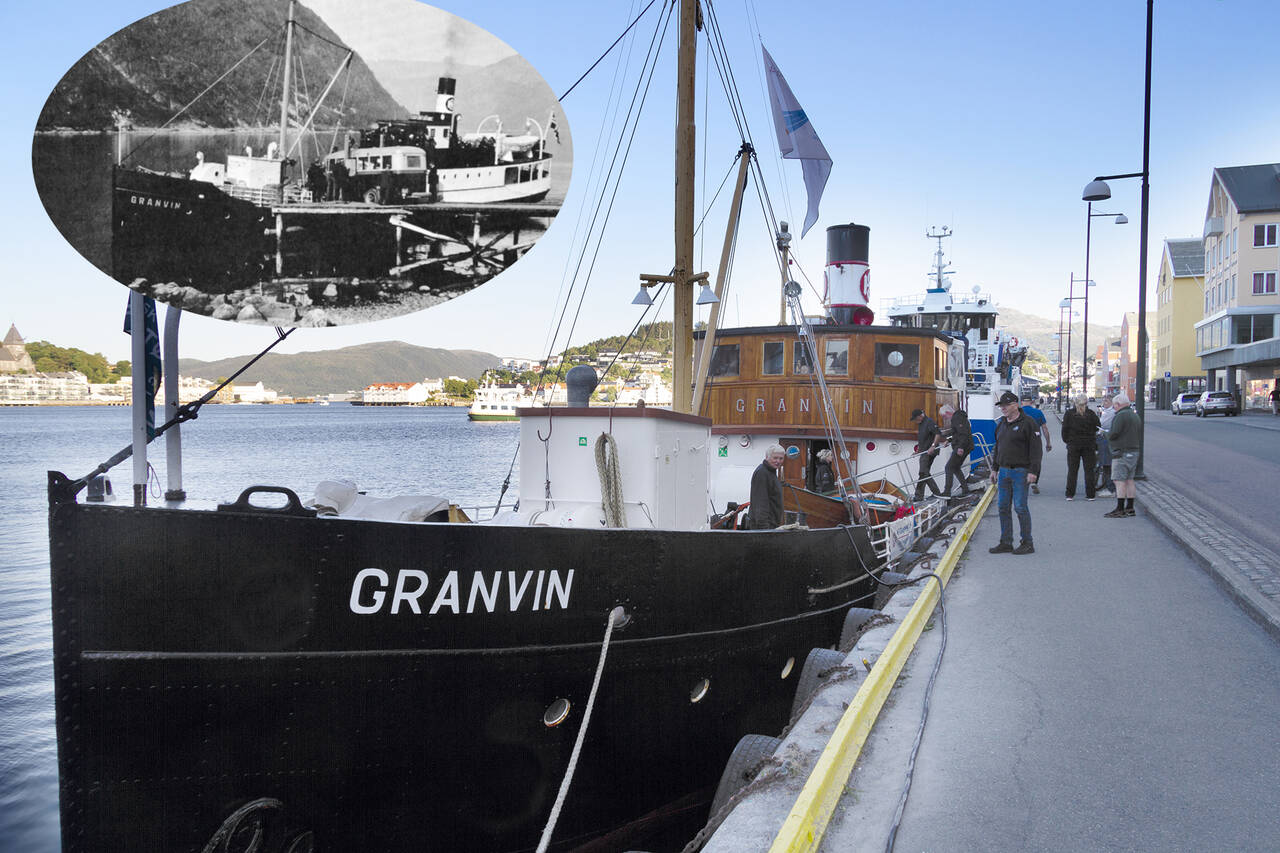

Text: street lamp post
xmin=1083 ymin=207 xmax=1127 ymax=395
xmin=1082 ymin=0 xmax=1153 ymax=476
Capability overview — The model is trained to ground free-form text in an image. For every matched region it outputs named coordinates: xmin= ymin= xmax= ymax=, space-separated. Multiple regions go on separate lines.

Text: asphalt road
xmin=1142 ymin=408 xmax=1280 ymax=556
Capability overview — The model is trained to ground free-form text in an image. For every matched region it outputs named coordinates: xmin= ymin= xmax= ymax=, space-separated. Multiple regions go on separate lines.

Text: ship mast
xmin=926 ymin=225 xmax=952 ymax=292
xmin=278 ymin=0 xmax=296 ymax=154
xmin=671 ymin=0 xmax=698 ymax=413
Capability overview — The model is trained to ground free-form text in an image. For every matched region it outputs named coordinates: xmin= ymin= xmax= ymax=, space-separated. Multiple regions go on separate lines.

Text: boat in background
xmin=467 ymin=377 xmax=547 ymax=421
xmin=883 ymin=226 xmax=1029 ymax=454
xmin=326 ymin=76 xmax=555 ymax=206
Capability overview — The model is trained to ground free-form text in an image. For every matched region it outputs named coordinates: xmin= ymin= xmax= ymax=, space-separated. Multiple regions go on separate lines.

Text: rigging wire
xmin=535 ymin=0 xmax=677 ymax=399
xmin=539 ymin=0 xmax=645 ymax=361
xmin=743 ymin=0 xmax=795 ymax=227
xmin=122 ymin=31 xmax=276 ymax=164
xmin=557 ymin=0 xmax=661 ymax=101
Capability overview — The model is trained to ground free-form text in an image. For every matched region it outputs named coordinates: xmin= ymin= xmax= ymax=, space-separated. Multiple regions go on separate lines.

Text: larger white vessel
xmin=883 ymin=227 xmax=1030 ymax=454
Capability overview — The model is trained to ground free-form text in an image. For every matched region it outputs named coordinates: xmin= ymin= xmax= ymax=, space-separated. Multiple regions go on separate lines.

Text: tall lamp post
xmin=1052 ymin=331 xmax=1063 ymax=410
xmin=1083 ymin=208 xmax=1127 ymax=394
xmin=1082 ymin=0 xmax=1153 ymax=477
xmin=1059 ymin=297 xmax=1080 ymax=398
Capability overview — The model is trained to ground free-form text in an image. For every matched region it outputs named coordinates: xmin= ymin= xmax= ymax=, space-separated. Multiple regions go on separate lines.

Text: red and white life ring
xmin=1009 ymin=337 xmax=1020 ymax=348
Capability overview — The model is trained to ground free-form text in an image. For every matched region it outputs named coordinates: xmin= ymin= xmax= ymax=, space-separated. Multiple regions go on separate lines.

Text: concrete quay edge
xmin=701 ymin=485 xmax=995 ymax=853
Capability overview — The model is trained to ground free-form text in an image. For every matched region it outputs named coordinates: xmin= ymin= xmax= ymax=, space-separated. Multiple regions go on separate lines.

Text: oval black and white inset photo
xmin=33 ymin=0 xmax=571 ymax=326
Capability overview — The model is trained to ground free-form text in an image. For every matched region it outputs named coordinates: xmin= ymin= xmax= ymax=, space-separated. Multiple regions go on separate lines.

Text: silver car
xmin=1196 ymin=390 xmax=1239 ymax=417
xmin=1171 ymin=392 xmax=1200 ymax=415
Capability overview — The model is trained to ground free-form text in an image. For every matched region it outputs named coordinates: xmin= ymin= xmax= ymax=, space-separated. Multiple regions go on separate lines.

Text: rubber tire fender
xmin=709 ymin=734 xmax=782 ymax=816
xmin=790 ymin=647 xmax=848 ymax=720
xmin=839 ymin=607 xmax=880 ymax=650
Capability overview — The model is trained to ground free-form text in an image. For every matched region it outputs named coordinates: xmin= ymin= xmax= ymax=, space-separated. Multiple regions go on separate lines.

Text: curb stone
xmin=1140 ymin=477 xmax=1280 ymax=644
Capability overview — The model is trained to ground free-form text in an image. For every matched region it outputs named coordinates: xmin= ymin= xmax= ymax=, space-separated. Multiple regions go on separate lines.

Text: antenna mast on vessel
xmin=926 ymin=225 xmax=953 ymax=292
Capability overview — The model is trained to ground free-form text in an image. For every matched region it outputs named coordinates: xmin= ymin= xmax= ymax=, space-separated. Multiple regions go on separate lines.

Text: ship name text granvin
xmin=129 ymin=194 xmax=184 ymax=211
xmin=349 ymin=568 xmax=575 ymax=615
xmin=733 ymin=395 xmax=874 ymax=415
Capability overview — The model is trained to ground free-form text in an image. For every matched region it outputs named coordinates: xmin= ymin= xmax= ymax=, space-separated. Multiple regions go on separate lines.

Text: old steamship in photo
xmin=35 ymin=0 xmax=568 ymax=327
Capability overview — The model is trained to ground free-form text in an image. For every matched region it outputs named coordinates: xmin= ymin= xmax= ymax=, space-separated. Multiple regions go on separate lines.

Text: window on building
xmin=1254 ymin=223 xmax=1278 ymax=247
xmin=1231 ymin=274 xmax=1236 ymax=300
xmin=793 ymin=341 xmax=813 ymax=375
xmin=874 ymin=342 xmax=919 ymax=378
xmin=762 ymin=341 xmax=784 ymax=375
xmin=1232 ymin=227 xmax=1238 ymax=254
xmin=1253 ymin=272 xmax=1277 ymax=295
xmin=709 ymin=343 xmax=739 ymax=377
xmin=823 ymin=339 xmax=849 ymax=374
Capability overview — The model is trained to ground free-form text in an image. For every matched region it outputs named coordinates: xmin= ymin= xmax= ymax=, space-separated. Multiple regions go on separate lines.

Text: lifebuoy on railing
xmin=1010 ymin=336 xmax=1020 ymax=348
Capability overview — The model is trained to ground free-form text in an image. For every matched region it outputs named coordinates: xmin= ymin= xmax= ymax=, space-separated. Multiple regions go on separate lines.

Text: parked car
xmin=1195 ymin=390 xmax=1239 ymax=417
xmin=1171 ymin=392 xmax=1201 ymax=415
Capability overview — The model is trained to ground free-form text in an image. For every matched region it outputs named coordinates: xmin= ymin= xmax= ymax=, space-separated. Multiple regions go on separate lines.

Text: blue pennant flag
xmin=763 ymin=46 xmax=832 ymax=237
xmin=123 ymin=296 xmax=162 ymax=438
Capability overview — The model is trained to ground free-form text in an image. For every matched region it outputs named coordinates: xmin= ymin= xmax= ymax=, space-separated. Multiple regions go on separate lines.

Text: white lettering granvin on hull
xmin=350 ymin=569 xmax=576 ymax=616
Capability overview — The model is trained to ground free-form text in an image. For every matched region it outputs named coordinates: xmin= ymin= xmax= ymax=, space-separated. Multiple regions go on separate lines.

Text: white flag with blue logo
xmin=762 ymin=46 xmax=832 ymax=237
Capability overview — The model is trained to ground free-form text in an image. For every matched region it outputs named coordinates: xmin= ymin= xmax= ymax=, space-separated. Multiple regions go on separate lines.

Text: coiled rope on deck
xmin=536 ymin=606 xmax=625 ymax=853
xmin=594 ymin=433 xmax=626 ymax=528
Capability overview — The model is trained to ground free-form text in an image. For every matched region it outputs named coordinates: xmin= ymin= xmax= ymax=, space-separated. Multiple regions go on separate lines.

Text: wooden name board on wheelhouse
xmin=697 ymin=325 xmax=960 ymax=436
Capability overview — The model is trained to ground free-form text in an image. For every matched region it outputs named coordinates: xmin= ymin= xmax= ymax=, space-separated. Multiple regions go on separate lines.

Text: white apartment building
xmin=1194 ymin=163 xmax=1280 ymax=406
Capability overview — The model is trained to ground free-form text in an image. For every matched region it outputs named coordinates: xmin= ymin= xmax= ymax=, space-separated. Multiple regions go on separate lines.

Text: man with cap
xmin=989 ymin=390 xmax=1042 ymax=555
xmin=909 ymin=408 xmax=945 ymax=501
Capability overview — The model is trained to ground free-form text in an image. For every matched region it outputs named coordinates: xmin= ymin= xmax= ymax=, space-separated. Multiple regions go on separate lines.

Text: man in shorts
xmin=1104 ymin=392 xmax=1142 ymax=518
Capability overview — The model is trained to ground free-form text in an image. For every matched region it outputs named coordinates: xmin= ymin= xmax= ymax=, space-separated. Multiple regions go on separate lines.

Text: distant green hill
xmin=178 ymin=341 xmax=499 ymax=396
xmin=996 ymin=306 xmax=1122 ymax=362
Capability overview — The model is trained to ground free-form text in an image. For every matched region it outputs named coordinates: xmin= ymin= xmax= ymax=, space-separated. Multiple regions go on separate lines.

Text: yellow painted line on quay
xmin=768 ymin=484 xmax=996 ymax=853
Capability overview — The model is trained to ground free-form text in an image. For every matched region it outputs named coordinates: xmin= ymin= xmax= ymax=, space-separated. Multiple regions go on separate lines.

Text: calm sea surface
xmin=0 ymin=404 xmax=521 ymax=851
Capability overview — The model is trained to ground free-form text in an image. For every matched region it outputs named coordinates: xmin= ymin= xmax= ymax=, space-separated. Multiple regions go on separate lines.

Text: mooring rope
xmin=594 ymin=432 xmax=626 ymax=527
xmin=536 ymin=606 xmax=624 ymax=853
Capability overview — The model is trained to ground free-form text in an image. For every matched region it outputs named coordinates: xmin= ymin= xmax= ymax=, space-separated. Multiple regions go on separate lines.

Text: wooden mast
xmin=278 ymin=0 xmax=296 ymax=153
xmin=671 ymin=0 xmax=697 ymax=413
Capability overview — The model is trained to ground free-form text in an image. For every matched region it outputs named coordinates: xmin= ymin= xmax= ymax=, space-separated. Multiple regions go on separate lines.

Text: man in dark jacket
xmin=747 ymin=444 xmax=785 ymax=529
xmin=910 ymin=409 xmax=945 ymax=501
xmin=989 ymin=391 xmax=1042 ymax=555
xmin=1061 ymin=394 xmax=1101 ymax=501
xmin=939 ymin=404 xmax=973 ymax=498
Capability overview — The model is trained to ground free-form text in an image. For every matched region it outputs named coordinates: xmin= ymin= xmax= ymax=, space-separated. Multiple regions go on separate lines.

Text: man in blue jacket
xmin=989 ymin=391 xmax=1043 ymax=555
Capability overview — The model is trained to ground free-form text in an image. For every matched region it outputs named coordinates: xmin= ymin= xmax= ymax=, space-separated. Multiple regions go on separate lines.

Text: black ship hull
xmin=47 ymin=483 xmax=881 ymax=852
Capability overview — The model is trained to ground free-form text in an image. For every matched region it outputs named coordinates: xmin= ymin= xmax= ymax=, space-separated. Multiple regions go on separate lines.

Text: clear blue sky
xmin=4 ymin=0 xmax=1278 ymax=365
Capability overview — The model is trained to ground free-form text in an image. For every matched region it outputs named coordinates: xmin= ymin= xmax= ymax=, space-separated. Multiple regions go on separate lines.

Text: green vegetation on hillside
xmin=561 ymin=322 xmax=673 ymax=362
xmin=25 ymin=342 xmax=127 ymax=384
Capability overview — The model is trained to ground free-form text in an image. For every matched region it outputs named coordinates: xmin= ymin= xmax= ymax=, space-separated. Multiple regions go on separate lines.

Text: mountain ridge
xmin=178 ymin=341 xmax=500 ymax=396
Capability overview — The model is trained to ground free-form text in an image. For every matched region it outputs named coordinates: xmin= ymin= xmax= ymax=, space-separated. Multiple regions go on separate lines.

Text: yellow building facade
xmin=1153 ymin=238 xmax=1206 ymax=406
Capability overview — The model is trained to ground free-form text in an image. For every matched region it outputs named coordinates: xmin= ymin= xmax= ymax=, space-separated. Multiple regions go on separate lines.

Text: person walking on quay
xmin=1019 ymin=396 xmax=1051 ymax=493
xmin=939 ymin=403 xmax=974 ymax=499
xmin=1096 ymin=394 xmax=1115 ymax=496
xmin=910 ymin=408 xmax=945 ymax=502
xmin=747 ymin=444 xmax=786 ymax=529
xmin=1105 ymin=393 xmax=1142 ymax=518
xmin=989 ymin=391 xmax=1043 ymax=555
xmin=1271 ymin=382 xmax=1279 ymax=416
xmin=1061 ymin=394 xmax=1100 ymax=501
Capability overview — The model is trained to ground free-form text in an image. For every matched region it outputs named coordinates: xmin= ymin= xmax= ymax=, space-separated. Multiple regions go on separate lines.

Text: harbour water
xmin=0 ymin=404 xmax=521 ymax=850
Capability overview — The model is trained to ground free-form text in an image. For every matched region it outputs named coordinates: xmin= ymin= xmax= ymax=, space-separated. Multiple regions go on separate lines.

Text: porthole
xmin=690 ymin=678 xmax=710 ymax=703
xmin=780 ymin=657 xmax=795 ymax=679
xmin=543 ymin=698 xmax=571 ymax=727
